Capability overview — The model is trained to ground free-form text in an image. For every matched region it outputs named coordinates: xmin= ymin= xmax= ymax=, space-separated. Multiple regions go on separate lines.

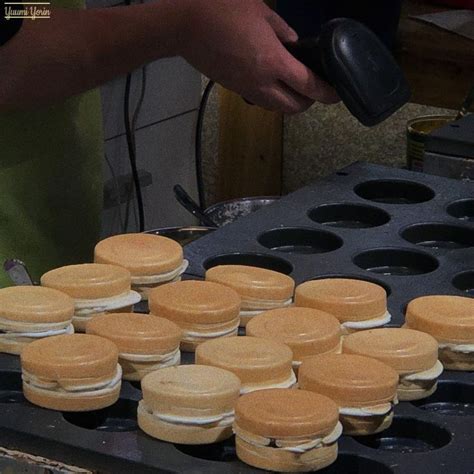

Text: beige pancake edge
xmin=246 ymin=307 xmax=342 ymax=360
xmin=41 ymin=263 xmax=133 ymax=300
xmin=195 ymin=336 xmax=295 ymax=393
xmin=138 ymin=365 xmax=240 ymax=444
xmin=94 ymin=233 xmax=184 ymax=276
xmin=20 ymin=334 xmax=121 ymax=411
xmin=405 ymin=295 xmax=474 ymax=343
xmin=85 ymin=313 xmax=182 ymax=354
xmin=234 ymin=389 xmax=341 ymax=472
xmin=205 ymin=265 xmax=295 ymax=301
xmin=148 ymin=280 xmax=241 ymax=325
xmin=0 ymin=286 xmax=75 ymax=324
xmin=295 ymin=278 xmax=387 ymax=323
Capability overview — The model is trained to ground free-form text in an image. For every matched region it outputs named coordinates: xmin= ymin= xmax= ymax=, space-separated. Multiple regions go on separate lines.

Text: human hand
xmin=177 ymin=0 xmax=339 ymax=114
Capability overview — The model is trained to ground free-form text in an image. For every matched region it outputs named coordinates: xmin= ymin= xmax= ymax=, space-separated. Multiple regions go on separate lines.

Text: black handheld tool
xmin=286 ymin=18 xmax=411 ymax=126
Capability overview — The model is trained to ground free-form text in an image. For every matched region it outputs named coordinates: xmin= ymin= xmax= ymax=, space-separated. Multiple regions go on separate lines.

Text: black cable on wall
xmin=124 ymin=71 xmax=146 ymax=232
xmin=195 ymin=80 xmax=215 ymax=210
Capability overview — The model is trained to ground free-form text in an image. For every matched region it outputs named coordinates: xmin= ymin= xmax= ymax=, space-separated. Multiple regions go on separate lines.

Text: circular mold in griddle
xmin=401 ymin=223 xmax=474 ymax=250
xmin=63 ymin=399 xmax=138 ymax=432
xmin=258 ymin=228 xmax=343 ymax=255
xmin=355 ymin=180 xmax=435 ymax=204
xmin=308 ymin=203 xmax=390 ymax=229
xmin=447 ymin=199 xmax=474 ymax=222
xmin=353 ymin=248 xmax=439 ymax=276
xmin=0 ymin=371 xmax=25 ymax=404
xmin=412 ymin=381 xmax=474 ymax=417
xmin=175 ymin=438 xmax=237 ymax=462
xmin=203 ymin=253 xmax=293 ymax=275
xmin=452 ymin=271 xmax=474 ymax=296
xmin=355 ymin=417 xmax=451 ymax=453
xmin=129 ymin=381 xmax=142 ymax=391
xmin=319 ymin=454 xmax=394 ymax=473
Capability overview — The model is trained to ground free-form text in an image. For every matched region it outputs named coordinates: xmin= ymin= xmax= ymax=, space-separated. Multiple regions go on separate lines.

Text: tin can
xmin=407 ymin=115 xmax=456 ymax=172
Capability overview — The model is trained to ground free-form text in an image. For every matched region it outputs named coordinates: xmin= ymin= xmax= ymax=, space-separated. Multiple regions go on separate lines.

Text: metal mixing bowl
xmin=145 ymin=226 xmax=216 ymax=246
xmin=204 ymin=197 xmax=279 ymax=227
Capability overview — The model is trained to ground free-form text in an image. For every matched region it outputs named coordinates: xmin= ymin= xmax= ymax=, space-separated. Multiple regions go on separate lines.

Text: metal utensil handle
xmin=173 ymin=184 xmax=218 ymax=227
xmin=456 ymin=85 xmax=474 ymax=120
xmin=3 ymin=259 xmax=35 ymax=286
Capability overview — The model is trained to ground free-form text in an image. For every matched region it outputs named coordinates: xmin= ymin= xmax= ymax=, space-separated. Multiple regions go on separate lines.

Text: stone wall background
xmin=201 ymin=77 xmax=453 ymax=205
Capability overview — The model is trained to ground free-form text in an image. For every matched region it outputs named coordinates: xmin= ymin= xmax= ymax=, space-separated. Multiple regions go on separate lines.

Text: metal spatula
xmin=3 ymin=259 xmax=35 ymax=286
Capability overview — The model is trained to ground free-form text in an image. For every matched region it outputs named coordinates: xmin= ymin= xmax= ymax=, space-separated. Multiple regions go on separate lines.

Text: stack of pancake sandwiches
xmin=2 ymin=232 xmax=472 ymax=473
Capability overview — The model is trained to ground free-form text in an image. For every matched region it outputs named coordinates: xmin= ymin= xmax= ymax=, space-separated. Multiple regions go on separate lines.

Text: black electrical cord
xmin=132 ymin=66 xmax=147 ymax=131
xmin=122 ymin=0 xmax=145 ymax=232
xmin=195 ymin=79 xmax=215 ymax=210
xmin=124 ymin=72 xmax=145 ymax=232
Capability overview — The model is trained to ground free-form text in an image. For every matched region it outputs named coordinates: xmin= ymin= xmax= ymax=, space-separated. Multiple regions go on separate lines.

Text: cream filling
xmin=240 ymin=309 xmax=266 ymax=318
xmin=240 ymin=371 xmax=297 ymax=395
xmin=339 ymin=400 xmax=396 ymax=417
xmin=0 ymin=324 xmax=74 ymax=339
xmin=131 ymin=260 xmax=189 ymax=285
xmin=183 ymin=321 xmax=240 ymax=339
xmin=402 ymin=360 xmax=444 ymax=382
xmin=241 ymin=298 xmax=293 ymax=313
xmin=439 ymin=342 xmax=474 ymax=354
xmin=0 ymin=317 xmax=72 ymax=332
xmin=234 ymin=421 xmax=342 ymax=453
xmin=341 ymin=311 xmax=392 ymax=330
xmin=282 ymin=423 xmax=343 ymax=453
xmin=22 ymin=364 xmax=122 ymax=397
xmin=140 ymin=402 xmax=234 ymax=427
xmin=120 ymin=347 xmax=180 ymax=365
xmin=74 ymin=291 xmax=142 ymax=317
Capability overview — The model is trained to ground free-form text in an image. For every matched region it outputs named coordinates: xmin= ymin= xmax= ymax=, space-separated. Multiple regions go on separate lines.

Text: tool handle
xmin=3 ymin=259 xmax=35 ymax=286
xmin=285 ymin=37 xmax=330 ymax=84
xmin=285 ymin=18 xmax=411 ymax=126
xmin=173 ymin=185 xmax=217 ymax=228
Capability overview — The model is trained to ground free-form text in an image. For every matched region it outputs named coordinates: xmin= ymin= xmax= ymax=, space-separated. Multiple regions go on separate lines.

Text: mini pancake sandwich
xmin=205 ymin=265 xmax=295 ymax=328
xmin=149 ymin=280 xmax=240 ymax=352
xmin=41 ymin=264 xmax=141 ymax=332
xmin=234 ymin=389 xmax=341 ymax=472
xmin=405 ymin=295 xmax=474 ymax=371
xmin=246 ymin=307 xmax=341 ymax=374
xmin=0 ymin=286 xmax=74 ymax=355
xmin=343 ymin=328 xmax=442 ymax=401
xmin=86 ymin=313 xmax=182 ymax=381
xmin=295 ymin=278 xmax=391 ymax=335
xmin=299 ymin=354 xmax=398 ymax=436
xmin=138 ymin=365 xmax=240 ymax=444
xmin=195 ymin=336 xmax=296 ymax=394
xmin=21 ymin=334 xmax=121 ymax=411
xmin=94 ymin=233 xmax=188 ymax=300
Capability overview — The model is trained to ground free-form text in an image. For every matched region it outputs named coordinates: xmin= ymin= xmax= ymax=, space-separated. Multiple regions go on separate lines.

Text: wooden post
xmin=215 ymin=0 xmax=283 ymax=203
xmin=216 ymin=88 xmax=283 ymax=202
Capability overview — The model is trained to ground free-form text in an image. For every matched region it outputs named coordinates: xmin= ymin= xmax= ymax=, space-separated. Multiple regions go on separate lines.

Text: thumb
xmin=267 ymin=10 xmax=298 ymax=43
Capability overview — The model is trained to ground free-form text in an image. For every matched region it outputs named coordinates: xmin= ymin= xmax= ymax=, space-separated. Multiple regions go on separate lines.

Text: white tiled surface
xmin=101 ymin=58 xmax=201 ymax=140
xmin=101 ymin=111 xmax=199 ymax=237
xmin=87 ymin=0 xmax=203 ymax=135
xmin=86 ymin=0 xmax=202 ymax=236
xmin=86 ymin=0 xmax=203 ymax=236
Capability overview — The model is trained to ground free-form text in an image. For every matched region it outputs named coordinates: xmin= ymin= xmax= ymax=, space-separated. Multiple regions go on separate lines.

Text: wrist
xmin=166 ymin=0 xmax=198 ymax=57
xmin=139 ymin=0 xmax=192 ymax=58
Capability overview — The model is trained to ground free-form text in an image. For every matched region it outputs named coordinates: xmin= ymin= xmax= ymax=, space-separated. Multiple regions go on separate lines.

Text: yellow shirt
xmin=0 ymin=0 xmax=104 ymax=286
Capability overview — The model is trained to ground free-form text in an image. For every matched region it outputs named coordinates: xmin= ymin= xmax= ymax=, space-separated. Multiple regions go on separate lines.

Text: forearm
xmin=0 ymin=1 xmax=187 ymax=110
xmin=0 ymin=0 xmax=338 ymax=114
